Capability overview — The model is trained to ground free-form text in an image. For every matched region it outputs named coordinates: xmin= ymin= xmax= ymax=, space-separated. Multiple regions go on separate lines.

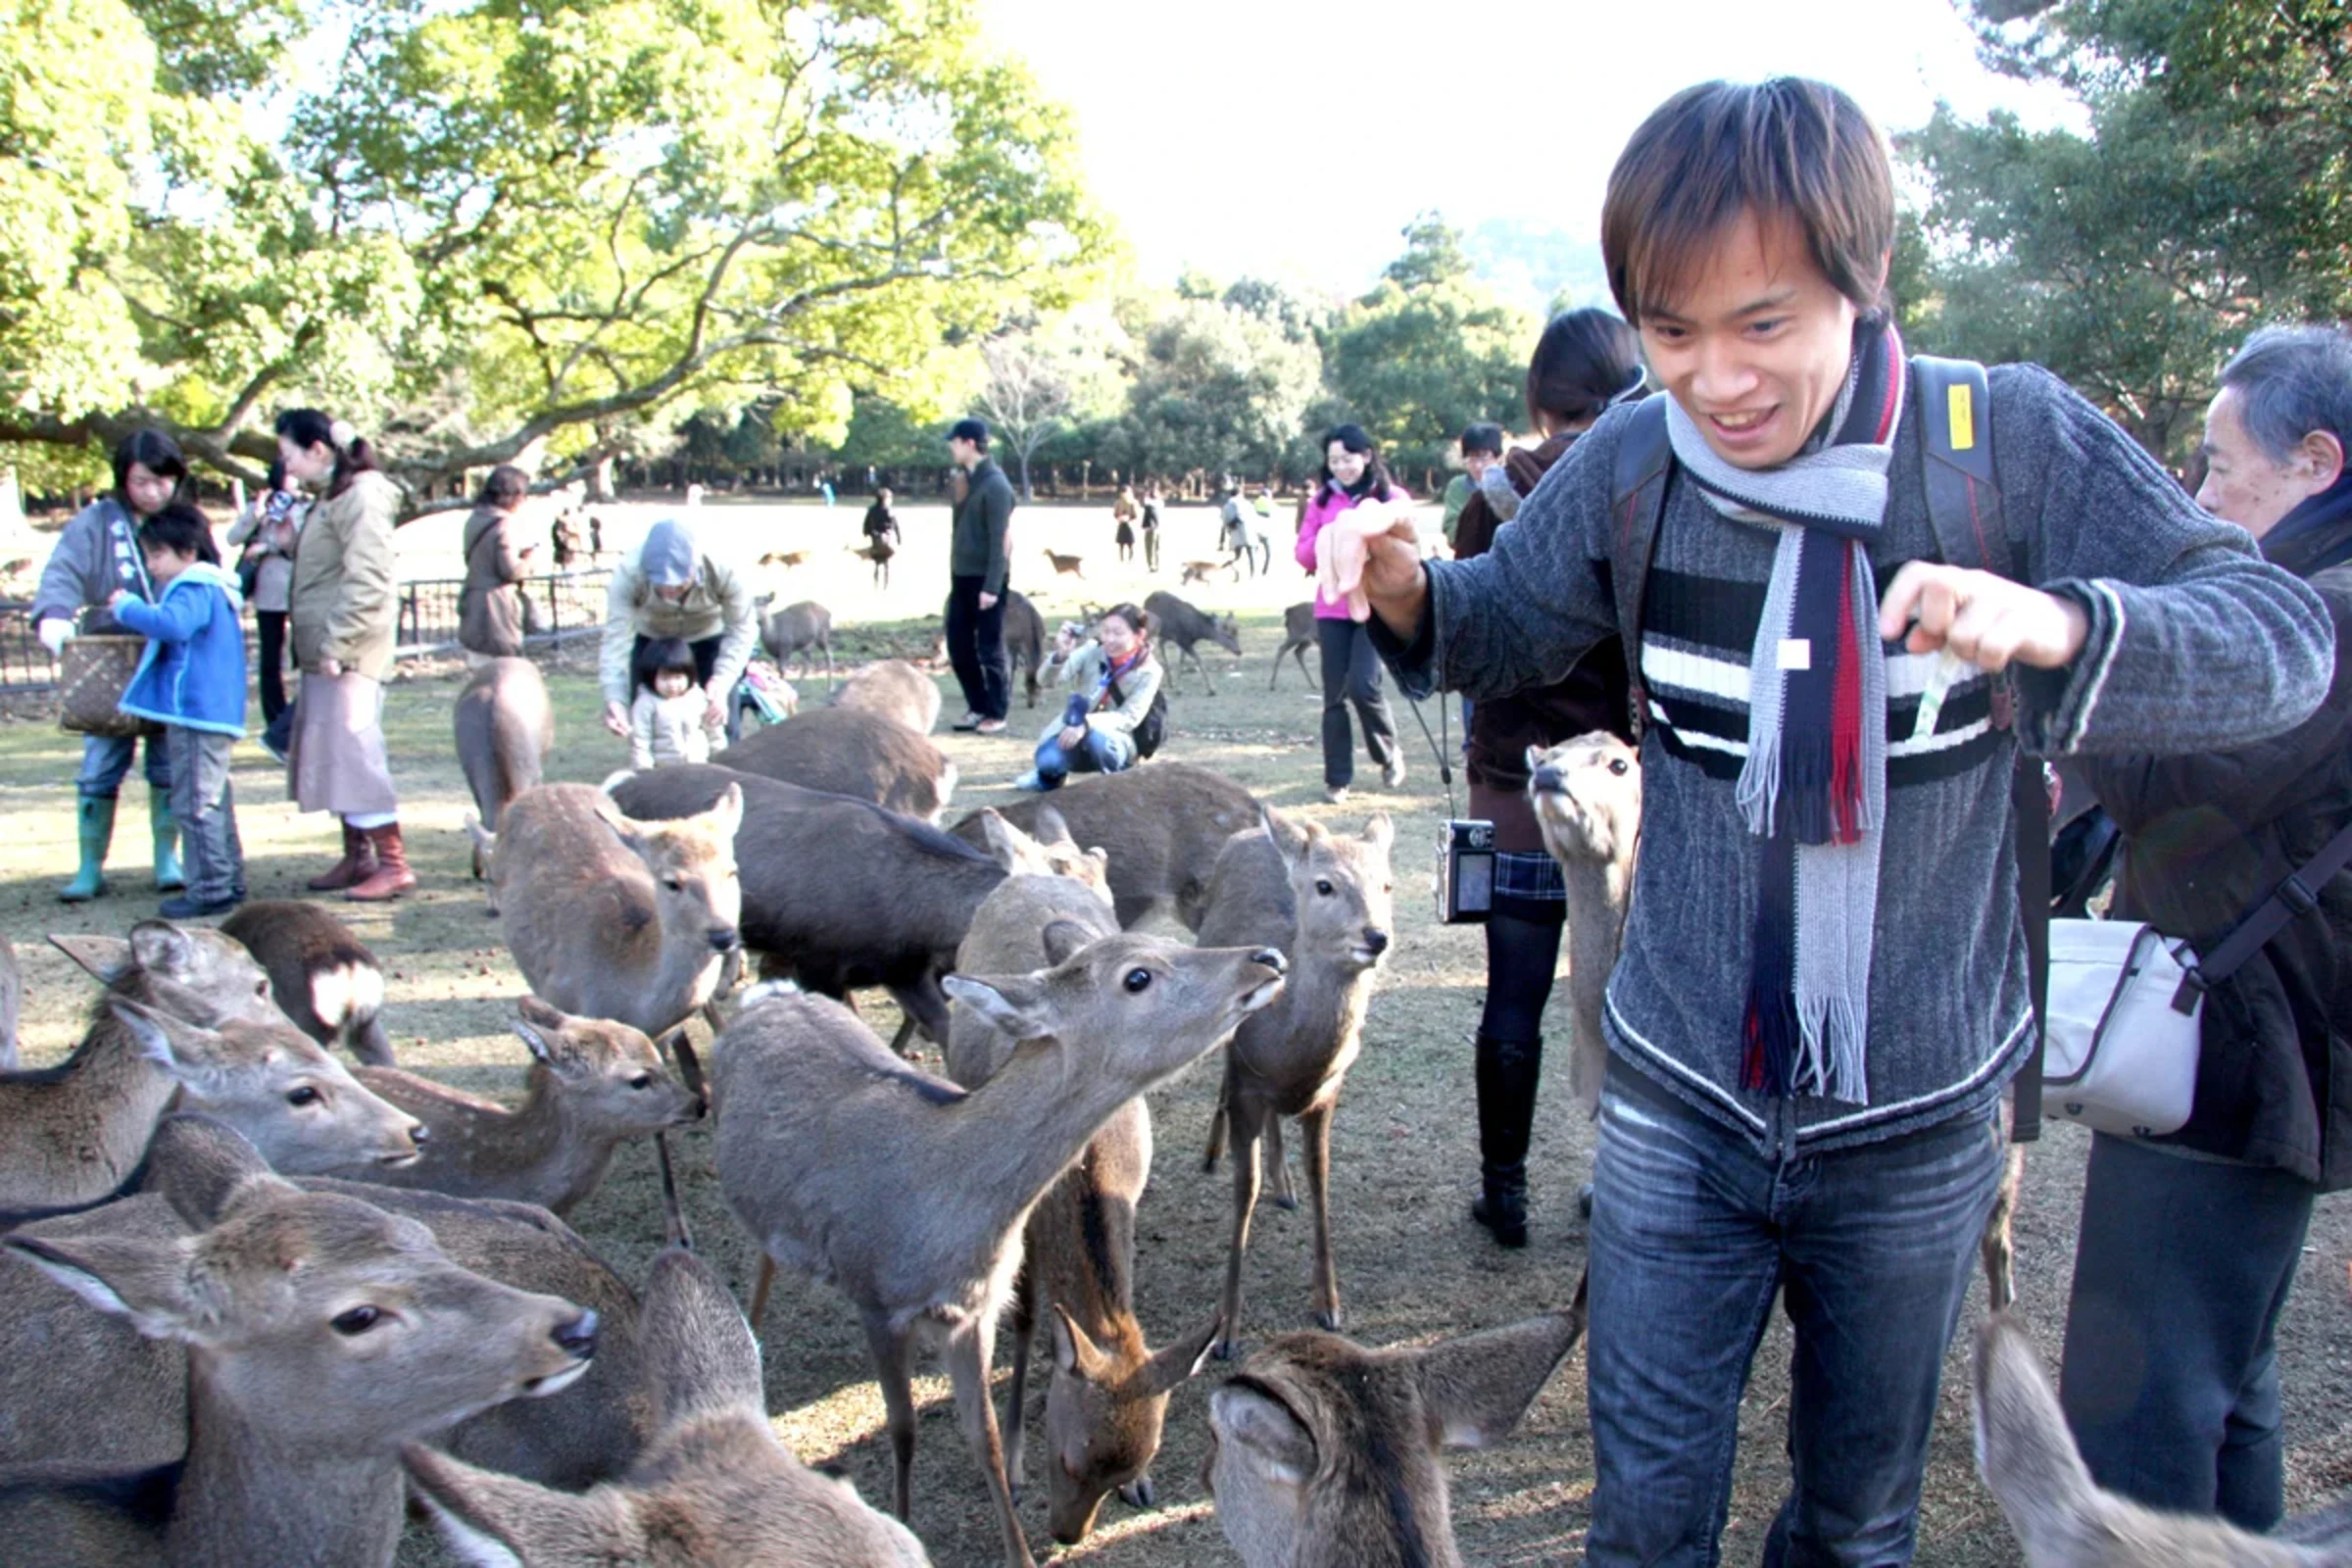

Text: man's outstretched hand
xmin=1878 ymin=564 xmax=2088 ymax=673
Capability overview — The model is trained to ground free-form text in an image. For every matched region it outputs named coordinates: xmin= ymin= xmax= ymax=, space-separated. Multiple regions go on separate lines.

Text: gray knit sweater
xmin=1377 ymin=365 xmax=2335 ymax=1156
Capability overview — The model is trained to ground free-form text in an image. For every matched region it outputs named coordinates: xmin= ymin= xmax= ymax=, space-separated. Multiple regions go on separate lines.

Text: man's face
xmin=122 ymin=462 xmax=178 ymax=519
xmin=947 ymin=435 xmax=977 ymax=469
xmin=1463 ymin=450 xmax=1497 ymax=484
xmin=2196 ymin=385 xmax=2338 ymax=540
xmin=1640 ymin=209 xmax=1867 ymax=471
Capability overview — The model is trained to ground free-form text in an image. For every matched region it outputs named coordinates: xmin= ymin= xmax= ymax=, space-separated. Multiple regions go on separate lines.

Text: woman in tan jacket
xmin=459 ymin=464 xmax=535 ymax=660
xmin=278 ymin=408 xmax=414 ymax=901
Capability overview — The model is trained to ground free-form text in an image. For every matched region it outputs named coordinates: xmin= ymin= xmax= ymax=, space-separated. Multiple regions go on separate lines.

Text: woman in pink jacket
xmin=1295 ymin=422 xmax=1407 ymax=801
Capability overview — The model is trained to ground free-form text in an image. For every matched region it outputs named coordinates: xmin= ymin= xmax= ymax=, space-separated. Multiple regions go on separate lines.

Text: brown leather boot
xmin=308 ymin=822 xmax=377 ymax=891
xmin=345 ymin=822 xmax=416 ymax=903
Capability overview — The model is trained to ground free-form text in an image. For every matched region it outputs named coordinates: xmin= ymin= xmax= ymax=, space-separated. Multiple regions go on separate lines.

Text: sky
xmin=977 ymin=0 xmax=2082 ymax=302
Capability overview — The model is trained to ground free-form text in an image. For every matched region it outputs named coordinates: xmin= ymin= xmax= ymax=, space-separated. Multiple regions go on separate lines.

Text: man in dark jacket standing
xmin=2062 ymin=323 xmax=2352 ymax=1532
xmin=945 ymin=416 xmax=1014 ymax=733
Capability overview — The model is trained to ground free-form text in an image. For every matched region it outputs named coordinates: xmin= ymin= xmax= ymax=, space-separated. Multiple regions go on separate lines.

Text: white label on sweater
xmin=1776 ymin=638 xmax=1812 ymax=671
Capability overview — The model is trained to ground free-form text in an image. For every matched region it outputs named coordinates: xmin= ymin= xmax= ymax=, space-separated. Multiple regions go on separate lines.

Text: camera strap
xmin=1401 ymin=692 xmax=1460 ymax=820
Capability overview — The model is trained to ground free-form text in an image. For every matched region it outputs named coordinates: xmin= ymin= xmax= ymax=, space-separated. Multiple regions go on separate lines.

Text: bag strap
xmin=1605 ymin=395 xmax=1672 ymax=742
xmin=2175 ymin=813 xmax=2352 ymax=1010
xmin=1913 ymin=355 xmax=2046 ymax=1142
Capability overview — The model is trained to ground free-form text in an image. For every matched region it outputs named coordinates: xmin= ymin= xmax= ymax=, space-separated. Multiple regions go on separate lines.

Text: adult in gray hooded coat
xmin=597 ymin=516 xmax=758 ymax=744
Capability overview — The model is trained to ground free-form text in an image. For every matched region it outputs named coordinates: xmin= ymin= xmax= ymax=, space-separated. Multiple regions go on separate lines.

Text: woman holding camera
xmin=1014 ymin=603 xmax=1161 ymax=792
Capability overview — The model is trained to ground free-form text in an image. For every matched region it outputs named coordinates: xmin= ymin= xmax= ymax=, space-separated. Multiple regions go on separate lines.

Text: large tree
xmin=1905 ymin=0 xmax=2352 ymax=461
xmin=1 ymin=0 xmax=1103 ymax=509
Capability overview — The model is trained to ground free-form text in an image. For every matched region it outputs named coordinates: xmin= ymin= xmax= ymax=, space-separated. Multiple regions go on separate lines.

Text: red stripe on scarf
xmin=1829 ymin=543 xmax=1864 ymax=844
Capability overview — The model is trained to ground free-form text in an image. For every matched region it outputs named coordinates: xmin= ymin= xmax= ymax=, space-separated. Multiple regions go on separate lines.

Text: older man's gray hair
xmin=2218 ymin=324 xmax=2352 ymax=463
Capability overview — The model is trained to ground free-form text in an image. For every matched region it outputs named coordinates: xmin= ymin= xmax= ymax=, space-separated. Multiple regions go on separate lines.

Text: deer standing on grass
xmin=716 ymin=937 xmax=1289 ymax=1568
xmin=1268 ymin=602 xmax=1319 ymax=691
xmin=944 ymin=809 xmax=1217 ymax=1544
xmin=405 ymin=1248 xmax=929 ymax=1567
xmin=453 ymin=656 xmax=554 ymax=899
xmin=1204 ymin=1288 xmax=1588 ymax=1568
xmin=1041 ymin=547 xmax=1087 ymax=578
xmin=326 ymin=997 xmax=703 ymax=1217
xmin=0 ymin=1115 xmax=598 ymax=1568
xmin=1198 ymin=810 xmax=1396 ymax=1357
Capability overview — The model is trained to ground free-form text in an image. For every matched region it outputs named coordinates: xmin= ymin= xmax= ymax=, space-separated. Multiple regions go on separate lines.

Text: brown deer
xmin=326 ymin=997 xmax=703 ymax=1216
xmin=833 ymin=657 xmax=944 ymax=735
xmin=220 ymin=900 xmax=397 ymax=1065
xmin=1143 ymin=589 xmax=1243 ymax=697
xmin=1526 ymin=734 xmax=1642 ymax=1119
xmin=758 ymin=549 xmax=812 ymax=568
xmin=717 ymin=705 xmax=958 ymax=821
xmin=944 ymin=813 xmax=1214 ymax=1544
xmin=1203 ymin=1288 xmax=1588 ymax=1568
xmin=405 ymin=1248 xmax=928 ymax=1567
xmin=0 ymin=1115 xmax=598 ymax=1568
xmin=715 ymin=938 xmax=1289 ymax=1568
xmin=1972 ymin=1312 xmax=2352 ymax=1566
xmin=0 ymin=1119 xmax=653 ymax=1490
xmin=1181 ymin=558 xmax=1239 ymax=585
xmin=1268 ymin=602 xmax=1319 ymax=691
xmin=453 ymin=656 xmax=554 ymax=896
xmin=2 ymin=925 xmax=422 ymax=1215
xmin=1041 ymin=546 xmax=1087 ymax=578
xmin=1198 ymin=810 xmax=1396 ymax=1357
xmin=758 ymin=596 xmax=834 ymax=683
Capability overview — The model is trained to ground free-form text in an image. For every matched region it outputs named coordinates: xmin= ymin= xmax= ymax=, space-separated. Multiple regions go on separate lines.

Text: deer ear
xmin=1039 ymin=919 xmax=1093 ymax=967
xmin=941 ymin=972 xmax=1055 ymax=1042
xmin=1209 ymin=1382 xmax=1316 ymax=1487
xmin=705 ymin=782 xmax=744 ymax=844
xmin=48 ymin=933 xmax=132 ymax=983
xmin=1032 ymin=803 xmax=1074 ymax=847
xmin=1360 ymin=813 xmax=1394 ymax=851
xmin=107 ymin=997 xmax=196 ymax=1072
xmin=1135 ymin=1311 xmax=1223 ymax=1396
xmin=1051 ymin=1302 xmax=1119 ymax=1383
xmin=513 ymin=1015 xmax=558 ymax=1068
xmin=640 ymin=1249 xmax=764 ymax=1427
xmin=1525 ymin=744 xmax=1545 ymax=774
xmin=973 ymin=808 xmax=1027 ymax=871
xmin=126 ymin=920 xmax=199 ymax=980
xmin=1406 ymin=1305 xmax=1586 ymax=1450
xmin=141 ymin=1113 xmax=278 ymax=1227
xmin=406 ymin=1444 xmax=640 ymax=1568
xmin=7 ymin=1228 xmax=205 ymax=1342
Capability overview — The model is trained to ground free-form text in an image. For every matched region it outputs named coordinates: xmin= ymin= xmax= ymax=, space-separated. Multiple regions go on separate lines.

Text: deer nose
xmin=707 ymin=925 xmax=740 ymax=953
xmin=1249 ymin=947 xmax=1287 ymax=976
xmin=1531 ymin=765 xmax=1565 ymax=794
xmin=554 ymin=1308 xmax=599 ymax=1359
xmin=408 ymin=1122 xmax=430 ymax=1146
xmin=1361 ymin=929 xmax=1390 ymax=956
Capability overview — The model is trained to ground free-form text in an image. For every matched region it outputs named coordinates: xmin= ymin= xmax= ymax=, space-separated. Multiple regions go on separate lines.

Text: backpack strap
xmin=1913 ymin=354 xmax=2046 ymax=1144
xmin=1606 ymin=396 xmax=1673 ymax=742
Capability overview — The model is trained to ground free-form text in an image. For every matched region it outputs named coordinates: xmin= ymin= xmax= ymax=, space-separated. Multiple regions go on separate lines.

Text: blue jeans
xmin=1586 ymin=1070 xmax=2003 ymax=1566
xmin=1034 ymin=725 xmax=1133 ymax=788
xmin=75 ymin=731 xmax=171 ymax=799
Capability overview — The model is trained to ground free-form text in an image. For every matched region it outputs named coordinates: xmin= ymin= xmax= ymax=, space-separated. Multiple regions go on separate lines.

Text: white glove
xmin=37 ymin=618 xmax=73 ymax=657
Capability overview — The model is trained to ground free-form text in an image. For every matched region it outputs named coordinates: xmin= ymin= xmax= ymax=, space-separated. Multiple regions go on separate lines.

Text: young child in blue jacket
xmin=111 ymin=502 xmax=247 ymax=916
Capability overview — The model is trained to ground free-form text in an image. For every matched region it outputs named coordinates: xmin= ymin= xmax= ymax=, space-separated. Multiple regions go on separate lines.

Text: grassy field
xmin=3 ymin=499 xmax=2349 ymax=1565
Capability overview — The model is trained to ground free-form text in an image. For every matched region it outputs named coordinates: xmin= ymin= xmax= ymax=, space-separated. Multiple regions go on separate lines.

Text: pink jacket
xmin=1296 ymin=483 xmax=1407 ymax=619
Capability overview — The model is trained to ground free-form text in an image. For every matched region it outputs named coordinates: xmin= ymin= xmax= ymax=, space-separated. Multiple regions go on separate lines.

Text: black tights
xmin=1480 ymin=902 xmax=1564 ymax=1045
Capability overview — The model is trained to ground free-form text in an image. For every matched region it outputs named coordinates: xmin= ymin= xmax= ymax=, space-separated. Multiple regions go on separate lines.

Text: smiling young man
xmin=1352 ymin=78 xmax=2335 ymax=1564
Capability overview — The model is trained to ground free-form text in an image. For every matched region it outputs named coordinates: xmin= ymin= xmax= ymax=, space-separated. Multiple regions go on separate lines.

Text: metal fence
xmin=0 ymin=570 xmax=614 ymax=694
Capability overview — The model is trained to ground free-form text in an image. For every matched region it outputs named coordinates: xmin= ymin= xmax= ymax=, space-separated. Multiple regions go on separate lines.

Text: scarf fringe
xmin=1737 ymin=730 xmax=1784 ymax=837
xmin=1740 ymin=983 xmax=1800 ymax=1095
xmin=1796 ymin=995 xmax=1871 ymax=1104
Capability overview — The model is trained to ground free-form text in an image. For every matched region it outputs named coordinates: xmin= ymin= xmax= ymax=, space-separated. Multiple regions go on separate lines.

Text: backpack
xmin=1108 ymin=670 xmax=1168 ymax=759
xmin=1605 ymin=358 xmax=2050 ymax=1140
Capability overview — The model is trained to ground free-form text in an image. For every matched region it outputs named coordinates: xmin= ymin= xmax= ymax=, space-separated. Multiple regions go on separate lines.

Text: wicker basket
xmin=57 ymin=635 xmax=159 ymax=738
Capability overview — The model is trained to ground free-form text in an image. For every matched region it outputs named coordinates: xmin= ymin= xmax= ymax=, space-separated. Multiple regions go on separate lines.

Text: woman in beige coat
xmin=278 ymin=408 xmax=415 ymax=902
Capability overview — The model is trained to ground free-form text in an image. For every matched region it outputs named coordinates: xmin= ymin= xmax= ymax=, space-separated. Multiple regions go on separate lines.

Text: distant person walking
xmin=280 ymin=408 xmax=416 ymax=902
xmin=1296 ymin=423 xmax=1406 ymax=802
xmin=226 ymin=459 xmax=307 ymax=726
xmin=1140 ymin=481 xmax=1164 ymax=571
xmin=1112 ymin=484 xmax=1140 ymax=564
xmin=459 ymin=464 xmax=537 ymax=662
xmin=861 ymin=487 xmax=901 ymax=588
xmin=945 ymin=416 xmax=1014 ymax=734
xmin=32 ymin=427 xmax=191 ymax=903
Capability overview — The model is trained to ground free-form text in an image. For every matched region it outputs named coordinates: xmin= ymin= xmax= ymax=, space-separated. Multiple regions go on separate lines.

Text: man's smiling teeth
xmin=1713 ymin=410 xmax=1772 ymax=430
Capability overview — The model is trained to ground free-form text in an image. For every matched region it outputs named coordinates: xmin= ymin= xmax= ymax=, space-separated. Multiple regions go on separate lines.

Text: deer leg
xmin=748 ymin=1253 xmax=778 ymax=1340
xmin=661 ymin=1029 xmax=708 ymax=1101
xmin=1201 ymin=1056 xmax=1232 ymax=1172
xmin=863 ymin=1312 xmax=921 ymax=1526
xmin=1003 ymin=1263 xmax=1039 ymax=1495
xmin=1264 ymin=1115 xmax=1297 ymax=1210
xmin=1301 ymin=1102 xmax=1343 ymax=1332
xmin=1299 ymin=646 xmax=1320 ymax=691
xmin=1216 ymin=1098 xmax=1269 ymax=1360
xmin=653 ymin=1131 xmax=696 ymax=1251
xmin=945 ymin=1315 xmax=1037 ymax=1568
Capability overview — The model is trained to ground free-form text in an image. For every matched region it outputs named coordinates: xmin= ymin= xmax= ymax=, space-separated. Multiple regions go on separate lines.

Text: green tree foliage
xmin=1905 ymin=0 xmax=2352 ymax=460
xmin=2 ymin=0 xmax=1103 ymax=509
xmin=1323 ymin=214 xmax=1537 ymax=475
xmin=1118 ymin=294 xmax=1323 ymax=484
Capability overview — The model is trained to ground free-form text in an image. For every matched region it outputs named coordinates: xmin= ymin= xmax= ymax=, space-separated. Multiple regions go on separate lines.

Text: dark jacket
xmin=1455 ymin=432 xmax=1635 ymax=852
xmin=951 ymin=458 xmax=1014 ymax=596
xmin=460 ymin=504 xmax=530 ymax=657
xmin=2081 ymin=497 xmax=2352 ymax=1188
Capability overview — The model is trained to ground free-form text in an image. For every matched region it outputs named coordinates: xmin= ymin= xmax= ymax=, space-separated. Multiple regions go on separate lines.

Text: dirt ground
xmin=4 ymin=498 xmax=2350 ymax=1566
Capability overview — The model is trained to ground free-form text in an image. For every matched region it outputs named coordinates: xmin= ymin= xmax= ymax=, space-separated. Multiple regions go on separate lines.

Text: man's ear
xmin=2299 ymin=428 xmax=2346 ymax=490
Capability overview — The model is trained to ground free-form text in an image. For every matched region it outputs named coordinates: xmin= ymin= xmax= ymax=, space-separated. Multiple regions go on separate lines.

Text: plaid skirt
xmin=1494 ymin=849 xmax=1566 ymax=903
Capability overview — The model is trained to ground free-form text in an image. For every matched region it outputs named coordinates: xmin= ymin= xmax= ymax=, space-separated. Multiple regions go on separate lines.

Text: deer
xmin=405 ymin=1247 xmax=929 ymax=1567
xmin=1198 ymin=809 xmax=1396 ymax=1358
xmin=1143 ymin=589 xmax=1243 ymax=697
xmin=220 ymin=900 xmax=397 ymax=1065
xmin=1041 ymin=546 xmax=1086 ymax=578
xmin=1 ymin=923 xmax=423 ymax=1215
xmin=1972 ymin=1311 xmax=2352 ymax=1566
xmin=1203 ymin=1286 xmax=1589 ymax=1568
xmin=325 ymin=997 xmax=703 ymax=1217
xmin=758 ymin=596 xmax=834 ymax=684
xmin=715 ymin=937 xmax=1290 ymax=1568
xmin=758 ymin=549 xmax=812 ymax=568
xmin=952 ymin=760 xmax=1264 ymax=930
xmin=716 ymin=704 xmax=958 ymax=821
xmin=0 ymin=933 xmax=17 ymax=1071
xmin=0 ymin=1119 xmax=654 ymax=1490
xmin=1181 ymin=558 xmax=1239 ymax=585
xmin=834 ymin=657 xmax=945 ymax=735
xmin=0 ymin=1116 xmax=599 ymax=1568
xmin=1268 ymin=602 xmax=1319 ymax=691
xmin=1526 ymin=734 xmax=1642 ymax=1121
xmin=943 ymin=812 xmax=1216 ymax=1544
xmin=453 ymin=656 xmax=554 ymax=898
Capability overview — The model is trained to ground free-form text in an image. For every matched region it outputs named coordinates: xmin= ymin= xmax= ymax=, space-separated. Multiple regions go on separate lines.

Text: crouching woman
xmin=1017 ymin=603 xmax=1160 ymax=791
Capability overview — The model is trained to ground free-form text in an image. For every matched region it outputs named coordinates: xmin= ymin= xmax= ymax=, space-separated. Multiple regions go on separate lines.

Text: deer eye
xmin=628 ymin=1074 xmax=653 ymax=1090
xmin=1609 ymin=759 xmax=1630 ymax=775
xmin=331 ymin=1305 xmax=381 ymax=1336
xmin=1123 ymin=968 xmax=1152 ymax=994
xmin=286 ymin=1086 xmax=321 ymax=1107
xmin=1314 ymin=879 xmax=1335 ymax=897
xmin=663 ymin=876 xmax=685 ymax=892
